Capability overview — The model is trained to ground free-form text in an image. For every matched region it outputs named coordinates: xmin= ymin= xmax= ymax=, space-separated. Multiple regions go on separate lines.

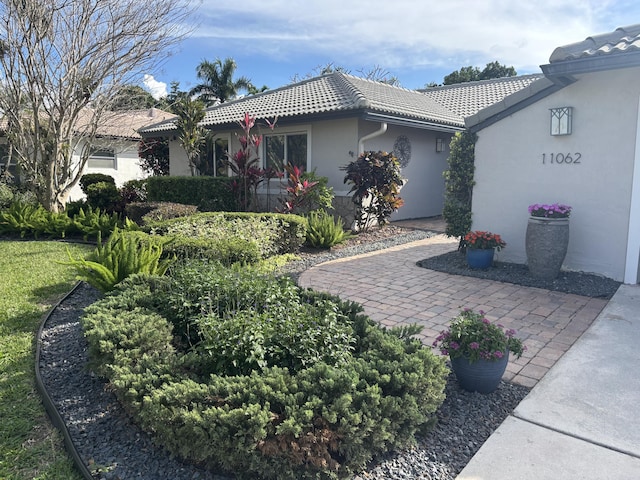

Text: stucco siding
xmin=472 ymin=68 xmax=640 ymax=281
xmin=68 ymin=139 xmax=147 ymax=202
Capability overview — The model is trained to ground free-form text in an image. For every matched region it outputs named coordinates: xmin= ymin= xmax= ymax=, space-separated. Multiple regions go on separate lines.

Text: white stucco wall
xmin=472 ymin=68 xmax=640 ymax=281
xmin=68 ymin=138 xmax=148 ymax=202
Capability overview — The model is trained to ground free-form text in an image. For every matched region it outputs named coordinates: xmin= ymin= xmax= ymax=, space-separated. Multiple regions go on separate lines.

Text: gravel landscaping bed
xmin=418 ymin=250 xmax=621 ymax=299
xmin=38 ymin=225 xmax=617 ymax=479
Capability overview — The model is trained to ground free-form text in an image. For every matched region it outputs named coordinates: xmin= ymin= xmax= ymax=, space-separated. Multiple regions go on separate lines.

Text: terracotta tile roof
xmin=549 ymin=24 xmax=640 ymax=63
xmin=420 ymin=74 xmax=544 ymax=118
xmin=140 ymin=72 xmax=465 ymax=134
xmin=0 ymin=108 xmax=175 ymax=140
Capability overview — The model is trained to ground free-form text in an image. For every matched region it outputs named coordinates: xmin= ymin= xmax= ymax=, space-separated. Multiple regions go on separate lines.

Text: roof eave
xmin=362 ymin=111 xmax=463 ymax=132
xmin=541 ymin=51 xmax=640 ymax=79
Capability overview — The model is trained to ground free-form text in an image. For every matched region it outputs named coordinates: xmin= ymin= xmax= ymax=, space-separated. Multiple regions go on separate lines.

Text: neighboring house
xmin=467 ymin=24 xmax=640 ymax=283
xmin=0 ymin=108 xmax=175 ymax=203
xmin=140 ymin=73 xmax=538 ymax=221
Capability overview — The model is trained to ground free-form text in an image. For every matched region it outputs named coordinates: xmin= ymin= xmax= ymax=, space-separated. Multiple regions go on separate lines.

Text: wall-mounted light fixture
xmin=435 ymin=138 xmax=444 ymax=152
xmin=550 ymin=107 xmax=572 ymax=136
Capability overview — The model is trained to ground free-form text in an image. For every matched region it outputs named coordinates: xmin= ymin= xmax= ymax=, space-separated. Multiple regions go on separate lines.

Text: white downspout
xmin=358 ymin=122 xmax=388 ymax=154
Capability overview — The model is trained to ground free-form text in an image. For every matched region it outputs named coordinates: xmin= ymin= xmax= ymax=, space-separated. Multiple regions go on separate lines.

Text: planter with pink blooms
xmin=433 ymin=309 xmax=525 ymax=394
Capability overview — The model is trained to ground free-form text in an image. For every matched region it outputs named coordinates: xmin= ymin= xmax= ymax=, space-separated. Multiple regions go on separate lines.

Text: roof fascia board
xmin=361 ymin=112 xmax=463 ymax=133
xmin=541 ymin=51 xmax=640 ymax=77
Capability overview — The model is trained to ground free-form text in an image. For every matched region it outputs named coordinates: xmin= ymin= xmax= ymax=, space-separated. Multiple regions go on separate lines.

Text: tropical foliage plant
xmin=342 ymin=151 xmax=404 ymax=232
xmin=305 ymin=210 xmax=351 ymax=248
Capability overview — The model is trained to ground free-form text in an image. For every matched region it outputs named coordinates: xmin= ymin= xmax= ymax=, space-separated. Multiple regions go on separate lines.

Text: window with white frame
xmin=264 ymin=132 xmax=308 ymax=174
xmin=88 ymin=148 xmax=116 ymax=169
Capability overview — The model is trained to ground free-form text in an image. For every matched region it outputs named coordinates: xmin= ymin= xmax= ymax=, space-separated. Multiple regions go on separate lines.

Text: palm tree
xmin=190 ymin=58 xmax=253 ymax=105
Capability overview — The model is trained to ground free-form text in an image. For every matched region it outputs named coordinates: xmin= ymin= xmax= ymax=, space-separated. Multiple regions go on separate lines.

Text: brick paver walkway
xmin=298 ymin=234 xmax=608 ymax=387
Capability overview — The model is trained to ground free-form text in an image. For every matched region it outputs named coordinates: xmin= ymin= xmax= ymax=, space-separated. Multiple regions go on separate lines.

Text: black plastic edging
xmin=35 ymin=281 xmax=95 ymax=480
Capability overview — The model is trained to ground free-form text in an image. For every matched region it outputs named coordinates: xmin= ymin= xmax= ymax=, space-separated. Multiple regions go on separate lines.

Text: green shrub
xmin=65 ymin=229 xmax=172 ymax=292
xmin=79 ymin=173 xmax=116 ymax=194
xmin=86 ymin=181 xmax=124 ymax=213
xmin=306 ymin=210 xmax=351 ymax=248
xmin=147 ymin=212 xmax=307 ymax=257
xmin=0 ymin=182 xmax=14 ymax=208
xmin=146 ymin=176 xmax=236 ymax=211
xmin=162 ymin=236 xmax=261 ymax=265
xmin=134 ymin=202 xmax=198 ymax=224
xmin=120 ymin=179 xmax=147 ymax=203
xmin=443 ymin=131 xmax=477 ymax=248
xmin=65 ymin=199 xmax=89 ymax=217
xmin=81 ymin=272 xmax=448 ymax=479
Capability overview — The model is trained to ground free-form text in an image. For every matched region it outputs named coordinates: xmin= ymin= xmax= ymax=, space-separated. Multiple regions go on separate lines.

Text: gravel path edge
xmin=35 ymin=281 xmax=95 ymax=480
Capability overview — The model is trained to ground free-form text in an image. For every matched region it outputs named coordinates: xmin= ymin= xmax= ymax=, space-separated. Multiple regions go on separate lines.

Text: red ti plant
xmin=226 ymin=113 xmax=277 ymax=211
xmin=279 ymin=164 xmax=319 ymax=214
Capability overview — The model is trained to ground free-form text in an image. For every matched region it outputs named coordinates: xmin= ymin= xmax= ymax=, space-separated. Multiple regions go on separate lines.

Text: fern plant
xmin=0 ymin=201 xmax=48 ymax=237
xmin=305 ymin=210 xmax=351 ymax=249
xmin=65 ymin=229 xmax=172 ymax=292
xmin=71 ymin=206 xmax=122 ymax=240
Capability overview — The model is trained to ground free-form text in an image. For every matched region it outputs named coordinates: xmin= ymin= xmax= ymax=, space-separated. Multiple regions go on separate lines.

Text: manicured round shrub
xmin=82 ymin=268 xmax=448 ymax=480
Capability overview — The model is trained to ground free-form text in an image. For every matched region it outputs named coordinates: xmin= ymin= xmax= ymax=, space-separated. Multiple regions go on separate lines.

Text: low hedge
xmin=146 ymin=176 xmax=236 ymax=211
xmin=145 ymin=211 xmax=307 ymax=256
xmin=82 ymin=273 xmax=448 ymax=480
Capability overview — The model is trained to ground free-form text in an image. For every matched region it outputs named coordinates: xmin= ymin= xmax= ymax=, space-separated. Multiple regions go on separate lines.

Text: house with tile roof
xmin=140 ymin=72 xmax=538 ymax=221
xmin=1 ymin=108 xmax=175 ymax=202
xmin=467 ymin=24 xmax=640 ymax=283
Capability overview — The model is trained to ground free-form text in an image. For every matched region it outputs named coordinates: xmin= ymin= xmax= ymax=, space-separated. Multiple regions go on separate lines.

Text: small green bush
xmin=139 ymin=202 xmax=198 ymax=224
xmin=0 ymin=183 xmax=13 ymax=208
xmin=306 ymin=211 xmax=351 ymax=248
xmin=86 ymin=181 xmax=123 ymax=213
xmin=65 ymin=229 xmax=172 ymax=292
xmin=120 ymin=179 xmax=147 ymax=203
xmin=147 ymin=212 xmax=307 ymax=257
xmin=146 ymin=176 xmax=236 ymax=211
xmin=79 ymin=173 xmax=116 ymax=194
xmin=0 ymin=201 xmax=50 ymax=237
xmin=81 ymin=271 xmax=448 ymax=479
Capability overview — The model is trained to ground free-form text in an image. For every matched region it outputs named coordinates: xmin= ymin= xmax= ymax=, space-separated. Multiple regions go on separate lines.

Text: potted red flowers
xmin=464 ymin=231 xmax=506 ymax=269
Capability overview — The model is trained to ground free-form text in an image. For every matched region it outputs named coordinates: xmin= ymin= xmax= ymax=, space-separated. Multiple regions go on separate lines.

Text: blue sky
xmin=142 ymin=0 xmax=640 ymax=98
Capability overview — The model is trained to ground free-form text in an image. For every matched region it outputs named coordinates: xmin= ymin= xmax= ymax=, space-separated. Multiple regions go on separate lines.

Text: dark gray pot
xmin=525 ymin=217 xmax=569 ymax=280
xmin=450 ymin=353 xmax=509 ymax=394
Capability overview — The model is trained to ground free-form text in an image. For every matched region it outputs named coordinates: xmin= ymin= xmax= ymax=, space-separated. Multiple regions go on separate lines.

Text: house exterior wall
xmin=165 ymin=117 xmax=453 ymax=221
xmin=356 ymin=121 xmax=453 ymax=220
xmin=67 ymin=138 xmax=148 ymax=202
xmin=472 ymin=68 xmax=640 ymax=281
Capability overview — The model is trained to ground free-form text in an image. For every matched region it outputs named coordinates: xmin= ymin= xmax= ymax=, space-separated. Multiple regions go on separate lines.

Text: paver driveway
xmin=298 ymin=234 xmax=608 ymax=387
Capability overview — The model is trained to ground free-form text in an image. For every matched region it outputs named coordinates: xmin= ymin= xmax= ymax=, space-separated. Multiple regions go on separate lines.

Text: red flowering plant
xmin=463 ymin=231 xmax=506 ymax=250
xmin=432 ymin=309 xmax=525 ymax=363
xmin=528 ymin=203 xmax=572 ymax=218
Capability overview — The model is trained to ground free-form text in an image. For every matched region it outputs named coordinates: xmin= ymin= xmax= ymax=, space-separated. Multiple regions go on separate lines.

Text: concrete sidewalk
xmin=457 ymin=284 xmax=640 ymax=479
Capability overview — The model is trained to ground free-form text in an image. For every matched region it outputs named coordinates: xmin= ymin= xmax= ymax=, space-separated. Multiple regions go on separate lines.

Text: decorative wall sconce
xmin=550 ymin=107 xmax=572 ymax=136
xmin=436 ymin=138 xmax=444 ymax=152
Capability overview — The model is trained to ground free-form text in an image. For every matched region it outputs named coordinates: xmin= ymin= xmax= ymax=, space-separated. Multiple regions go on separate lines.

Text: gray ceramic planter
xmin=525 ymin=216 xmax=569 ymax=279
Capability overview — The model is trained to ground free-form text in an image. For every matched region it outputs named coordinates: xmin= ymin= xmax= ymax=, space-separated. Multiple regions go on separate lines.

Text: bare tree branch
xmin=0 ymin=0 xmax=196 ymax=211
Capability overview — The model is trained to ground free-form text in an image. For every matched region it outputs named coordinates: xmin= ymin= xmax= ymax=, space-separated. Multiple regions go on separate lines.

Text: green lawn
xmin=0 ymin=240 xmax=92 ymax=480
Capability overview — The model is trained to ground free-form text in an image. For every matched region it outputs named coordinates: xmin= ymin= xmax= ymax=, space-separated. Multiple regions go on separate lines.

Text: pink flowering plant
xmin=432 ymin=309 xmax=525 ymax=363
xmin=528 ymin=203 xmax=572 ymax=218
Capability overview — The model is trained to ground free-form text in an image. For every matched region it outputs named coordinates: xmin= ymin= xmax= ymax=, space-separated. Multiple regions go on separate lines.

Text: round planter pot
xmin=450 ymin=353 xmax=509 ymax=394
xmin=466 ymin=248 xmax=495 ymax=269
xmin=525 ymin=216 xmax=569 ymax=280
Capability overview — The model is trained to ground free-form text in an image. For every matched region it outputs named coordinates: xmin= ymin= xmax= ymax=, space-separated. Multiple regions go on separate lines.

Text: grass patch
xmin=0 ymin=240 xmax=92 ymax=480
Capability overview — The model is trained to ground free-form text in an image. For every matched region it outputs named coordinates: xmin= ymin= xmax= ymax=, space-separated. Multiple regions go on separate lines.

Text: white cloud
xmin=194 ymin=0 xmax=633 ymax=73
xmin=143 ymin=74 xmax=168 ymax=100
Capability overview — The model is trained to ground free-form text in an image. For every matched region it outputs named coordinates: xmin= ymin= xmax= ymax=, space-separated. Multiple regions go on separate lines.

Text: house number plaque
xmin=542 ymin=153 xmax=581 ymax=164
